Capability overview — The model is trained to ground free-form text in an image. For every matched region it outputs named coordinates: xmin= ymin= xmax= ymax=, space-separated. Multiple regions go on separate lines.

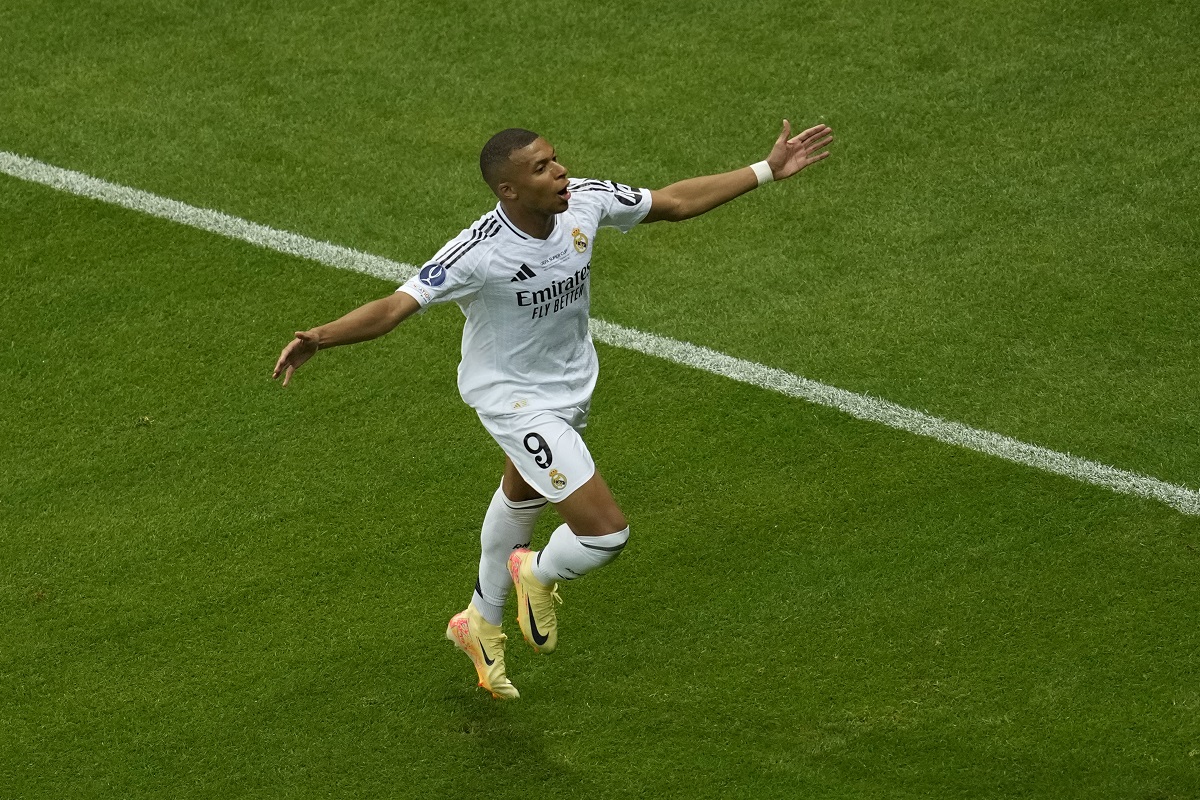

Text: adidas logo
xmin=510 ymin=264 xmax=537 ymax=282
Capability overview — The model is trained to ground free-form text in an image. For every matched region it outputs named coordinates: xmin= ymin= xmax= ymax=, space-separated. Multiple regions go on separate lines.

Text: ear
xmin=497 ymin=181 xmax=518 ymax=201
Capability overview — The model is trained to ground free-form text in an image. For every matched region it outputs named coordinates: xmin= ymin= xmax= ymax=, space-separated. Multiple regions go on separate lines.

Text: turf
xmin=2 ymin=0 xmax=1198 ymax=798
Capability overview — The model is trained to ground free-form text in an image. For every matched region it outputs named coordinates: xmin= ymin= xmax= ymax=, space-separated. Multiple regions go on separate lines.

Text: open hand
xmin=272 ymin=331 xmax=320 ymax=387
xmin=765 ymin=120 xmax=833 ymax=181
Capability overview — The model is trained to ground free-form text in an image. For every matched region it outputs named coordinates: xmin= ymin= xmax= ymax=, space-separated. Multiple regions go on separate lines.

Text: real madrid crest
xmin=548 ymin=469 xmax=568 ymax=490
xmin=571 ymin=227 xmax=588 ymax=254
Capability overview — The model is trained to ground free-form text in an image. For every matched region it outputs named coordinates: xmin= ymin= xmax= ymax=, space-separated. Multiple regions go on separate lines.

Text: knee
xmin=602 ymin=509 xmax=628 ymax=535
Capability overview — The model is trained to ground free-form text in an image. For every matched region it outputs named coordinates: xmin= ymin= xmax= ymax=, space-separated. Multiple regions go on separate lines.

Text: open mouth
xmin=557 ymin=186 xmax=571 ymax=201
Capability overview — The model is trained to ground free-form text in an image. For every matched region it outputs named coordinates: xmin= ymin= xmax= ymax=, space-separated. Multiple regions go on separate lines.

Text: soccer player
xmin=272 ymin=120 xmax=833 ymax=698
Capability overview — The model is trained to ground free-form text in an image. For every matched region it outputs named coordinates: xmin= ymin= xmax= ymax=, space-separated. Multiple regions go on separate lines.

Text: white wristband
xmin=750 ymin=160 xmax=774 ymax=186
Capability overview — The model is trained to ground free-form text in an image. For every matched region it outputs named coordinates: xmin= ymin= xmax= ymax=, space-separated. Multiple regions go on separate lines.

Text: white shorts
xmin=477 ymin=406 xmax=595 ymax=503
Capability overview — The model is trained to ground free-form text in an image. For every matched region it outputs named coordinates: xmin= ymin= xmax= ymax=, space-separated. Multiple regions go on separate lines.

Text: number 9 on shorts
xmin=478 ymin=407 xmax=596 ymax=503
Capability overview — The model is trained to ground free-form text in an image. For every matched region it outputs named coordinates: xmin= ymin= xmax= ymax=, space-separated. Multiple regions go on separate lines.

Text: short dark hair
xmin=479 ymin=128 xmax=541 ymax=188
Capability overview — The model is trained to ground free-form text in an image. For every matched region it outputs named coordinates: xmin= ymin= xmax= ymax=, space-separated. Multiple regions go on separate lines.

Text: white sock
xmin=532 ymin=524 xmax=630 ymax=585
xmin=471 ymin=486 xmax=546 ymax=626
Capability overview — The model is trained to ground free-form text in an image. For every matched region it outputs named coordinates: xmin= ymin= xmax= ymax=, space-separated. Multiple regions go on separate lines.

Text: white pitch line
xmin=0 ymin=151 xmax=413 ymax=284
xmin=590 ymin=320 xmax=1200 ymax=516
xmin=3 ymin=149 xmax=1197 ymax=517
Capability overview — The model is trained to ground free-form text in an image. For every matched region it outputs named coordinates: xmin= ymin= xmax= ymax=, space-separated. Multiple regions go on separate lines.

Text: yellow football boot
xmin=508 ymin=548 xmax=563 ymax=654
xmin=445 ymin=604 xmax=520 ymax=699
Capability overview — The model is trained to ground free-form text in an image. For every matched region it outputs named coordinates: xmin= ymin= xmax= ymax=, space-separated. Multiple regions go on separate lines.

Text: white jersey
xmin=398 ymin=179 xmax=652 ymax=416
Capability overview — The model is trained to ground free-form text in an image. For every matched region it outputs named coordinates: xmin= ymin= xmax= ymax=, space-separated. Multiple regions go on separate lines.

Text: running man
xmin=273 ymin=120 xmax=833 ymax=698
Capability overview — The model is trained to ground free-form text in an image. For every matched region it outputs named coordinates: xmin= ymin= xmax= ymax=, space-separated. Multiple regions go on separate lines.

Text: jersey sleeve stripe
xmin=440 ymin=219 xmax=501 ymax=268
xmin=432 ymin=218 xmax=500 ymax=268
xmin=430 ymin=227 xmax=483 ymax=268
xmin=568 ymin=179 xmax=609 ymax=192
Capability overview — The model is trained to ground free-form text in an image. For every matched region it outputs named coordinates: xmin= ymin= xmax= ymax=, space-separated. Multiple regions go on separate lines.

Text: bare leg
xmin=501 ymin=456 xmax=544 ymax=503
xmin=552 ymin=470 xmax=628 ymax=536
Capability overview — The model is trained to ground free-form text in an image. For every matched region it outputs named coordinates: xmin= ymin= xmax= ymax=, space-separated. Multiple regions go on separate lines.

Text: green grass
xmin=2 ymin=0 xmax=1199 ymax=798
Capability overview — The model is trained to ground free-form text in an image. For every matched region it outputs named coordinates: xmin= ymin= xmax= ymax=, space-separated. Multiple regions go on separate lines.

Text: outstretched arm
xmin=272 ymin=290 xmax=421 ymax=386
xmin=642 ymin=120 xmax=833 ymax=224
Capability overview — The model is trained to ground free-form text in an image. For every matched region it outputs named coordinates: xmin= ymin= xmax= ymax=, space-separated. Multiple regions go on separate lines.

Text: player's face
xmin=505 ymin=137 xmax=571 ymax=214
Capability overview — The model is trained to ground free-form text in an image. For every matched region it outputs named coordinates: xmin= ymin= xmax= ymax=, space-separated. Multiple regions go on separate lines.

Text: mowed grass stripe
xmin=5 ymin=149 xmax=1197 ymax=517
